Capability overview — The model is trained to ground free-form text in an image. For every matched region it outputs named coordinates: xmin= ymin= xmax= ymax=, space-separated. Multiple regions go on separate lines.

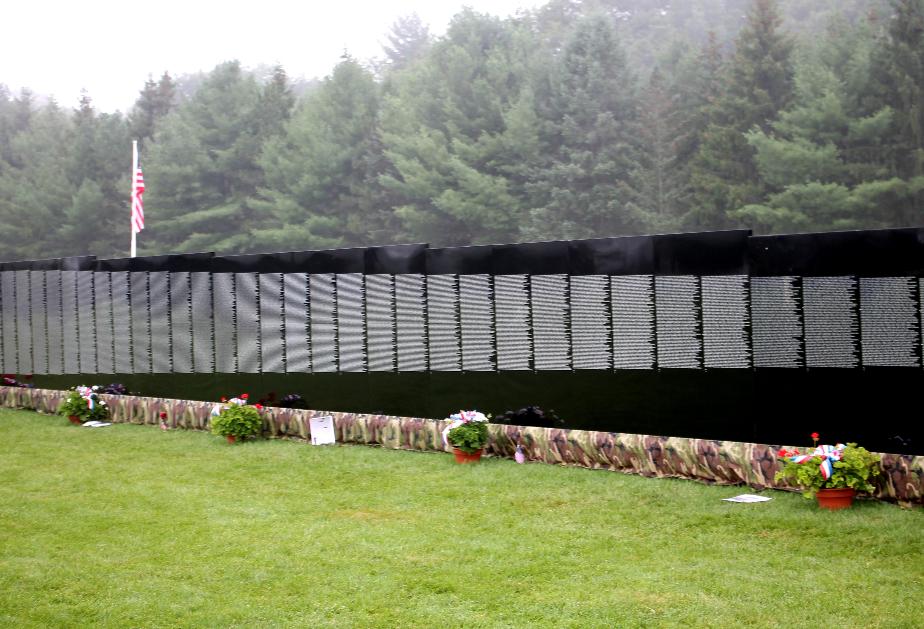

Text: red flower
xmin=220 ymin=397 xmax=227 ymax=403
xmin=778 ymin=449 xmax=788 ymax=457
xmin=254 ymin=404 xmax=263 ymax=411
xmin=159 ymin=412 xmax=167 ymax=419
xmin=241 ymin=393 xmax=249 ymax=400
xmin=811 ymin=432 xmax=819 ymax=440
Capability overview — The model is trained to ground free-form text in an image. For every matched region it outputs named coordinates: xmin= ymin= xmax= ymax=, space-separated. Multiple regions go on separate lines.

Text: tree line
xmin=0 ymin=0 xmax=921 ymax=260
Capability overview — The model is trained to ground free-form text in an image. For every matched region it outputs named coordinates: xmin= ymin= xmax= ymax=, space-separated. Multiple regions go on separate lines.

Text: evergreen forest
xmin=1 ymin=0 xmax=922 ymax=260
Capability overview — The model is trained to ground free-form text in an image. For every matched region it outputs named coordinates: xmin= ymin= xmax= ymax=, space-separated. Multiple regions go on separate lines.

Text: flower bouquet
xmin=210 ymin=393 xmax=264 ymax=443
xmin=443 ymin=410 xmax=490 ymax=463
xmin=59 ymin=385 xmax=109 ymax=425
xmin=775 ymin=433 xmax=881 ymax=509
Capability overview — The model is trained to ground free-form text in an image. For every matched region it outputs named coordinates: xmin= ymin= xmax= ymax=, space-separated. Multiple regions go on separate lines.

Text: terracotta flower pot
xmin=68 ymin=415 xmax=82 ymax=425
xmin=452 ymin=448 xmax=483 ymax=464
xmin=226 ymin=435 xmax=237 ymax=444
xmin=816 ymin=487 xmax=856 ymax=510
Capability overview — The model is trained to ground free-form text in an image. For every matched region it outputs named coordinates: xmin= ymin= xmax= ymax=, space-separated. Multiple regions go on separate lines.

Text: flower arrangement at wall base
xmin=443 ymin=410 xmax=490 ymax=463
xmin=58 ymin=386 xmax=109 ymax=425
xmin=210 ymin=394 xmax=263 ymax=443
xmin=775 ymin=433 xmax=882 ymax=510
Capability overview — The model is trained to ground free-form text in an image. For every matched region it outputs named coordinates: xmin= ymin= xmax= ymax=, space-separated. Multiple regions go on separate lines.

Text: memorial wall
xmin=1 ymin=228 xmax=922 ymax=454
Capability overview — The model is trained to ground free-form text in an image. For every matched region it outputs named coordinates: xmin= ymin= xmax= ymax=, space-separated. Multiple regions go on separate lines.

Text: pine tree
xmin=520 ymin=15 xmax=646 ymax=240
xmin=130 ymin=72 xmax=176 ymax=148
xmin=631 ymin=66 xmax=685 ymax=231
xmin=379 ymin=10 xmax=535 ymax=245
xmin=381 ymin=14 xmax=432 ymax=72
xmin=687 ymin=0 xmax=794 ymax=229
xmin=738 ymin=10 xmax=923 ymax=232
xmin=144 ymin=61 xmax=264 ymax=254
xmin=253 ymin=57 xmax=388 ymax=251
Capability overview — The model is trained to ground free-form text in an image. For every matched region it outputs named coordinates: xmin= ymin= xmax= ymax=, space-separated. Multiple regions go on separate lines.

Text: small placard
xmin=309 ymin=415 xmax=336 ymax=445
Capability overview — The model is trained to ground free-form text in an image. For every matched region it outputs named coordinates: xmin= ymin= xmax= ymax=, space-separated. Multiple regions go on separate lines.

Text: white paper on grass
xmin=722 ymin=494 xmax=772 ymax=503
xmin=82 ymin=421 xmax=112 ymax=428
xmin=309 ymin=415 xmax=336 ymax=445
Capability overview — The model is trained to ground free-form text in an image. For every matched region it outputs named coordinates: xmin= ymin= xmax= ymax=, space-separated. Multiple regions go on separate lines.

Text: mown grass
xmin=0 ymin=409 xmax=921 ymax=628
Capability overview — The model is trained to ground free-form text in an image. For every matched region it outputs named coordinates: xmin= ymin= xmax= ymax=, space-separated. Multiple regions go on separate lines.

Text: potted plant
xmin=210 ymin=394 xmax=263 ymax=443
xmin=442 ymin=410 xmax=490 ymax=463
xmin=775 ymin=434 xmax=881 ymax=510
xmin=59 ymin=386 xmax=109 ymax=425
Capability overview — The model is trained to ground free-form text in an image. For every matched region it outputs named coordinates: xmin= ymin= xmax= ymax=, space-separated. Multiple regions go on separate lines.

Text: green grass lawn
xmin=1 ymin=409 xmax=922 ymax=628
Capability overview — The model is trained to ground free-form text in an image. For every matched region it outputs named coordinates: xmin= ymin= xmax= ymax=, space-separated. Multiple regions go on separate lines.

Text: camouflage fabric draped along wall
xmin=3 ymin=386 xmax=920 ymax=506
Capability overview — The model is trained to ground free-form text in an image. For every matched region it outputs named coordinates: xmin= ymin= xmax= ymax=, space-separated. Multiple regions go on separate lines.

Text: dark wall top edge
xmin=749 ymin=227 xmax=924 ymax=276
xmin=2 ymin=226 xmax=922 ymax=276
xmin=365 ymin=243 xmax=428 ymax=274
xmin=653 ymin=230 xmax=752 ymax=275
xmin=96 ymin=252 xmax=215 ymax=272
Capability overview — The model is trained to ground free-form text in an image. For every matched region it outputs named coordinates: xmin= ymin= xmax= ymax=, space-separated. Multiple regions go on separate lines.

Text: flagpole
xmin=130 ymin=140 xmax=138 ymax=258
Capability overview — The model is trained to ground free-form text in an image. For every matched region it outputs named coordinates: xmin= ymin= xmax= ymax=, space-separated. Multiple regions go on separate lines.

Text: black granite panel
xmin=459 ymin=274 xmax=495 ymax=371
xmin=94 ymin=272 xmax=114 ymax=373
xmin=212 ymin=273 xmax=236 ymax=373
xmin=148 ymin=272 xmax=170 ymax=373
xmin=571 ymin=275 xmax=611 ymax=370
xmin=395 ymin=274 xmax=427 ymax=371
xmin=337 ymin=273 xmax=366 ymax=372
xmin=701 ymin=275 xmax=751 ymax=369
xmin=190 ymin=273 xmax=214 ymax=373
xmin=235 ymin=273 xmax=260 ymax=373
xmin=46 ymin=271 xmax=64 ymax=375
xmin=283 ymin=273 xmax=310 ymax=373
xmin=259 ymin=274 xmax=285 ymax=373
xmin=750 ymin=277 xmax=804 ymax=368
xmin=366 ymin=274 xmax=396 ymax=372
xmin=494 ymin=274 xmax=531 ymax=371
xmin=15 ymin=271 xmax=32 ymax=374
xmin=531 ymin=274 xmax=570 ymax=370
xmin=111 ymin=272 xmax=132 ymax=373
xmin=803 ymin=276 xmax=859 ymax=368
xmin=62 ymin=271 xmax=80 ymax=374
xmin=170 ymin=272 xmax=193 ymax=373
xmin=310 ymin=274 xmax=337 ymax=373
xmin=859 ymin=277 xmax=921 ymax=367
xmin=655 ymin=276 xmax=703 ymax=369
xmin=30 ymin=271 xmax=47 ymax=374
xmin=611 ymin=275 xmax=656 ymax=370
xmin=76 ymin=271 xmax=96 ymax=373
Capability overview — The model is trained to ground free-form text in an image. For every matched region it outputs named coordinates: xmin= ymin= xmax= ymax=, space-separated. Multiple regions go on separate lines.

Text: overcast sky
xmin=2 ymin=0 xmax=546 ymax=113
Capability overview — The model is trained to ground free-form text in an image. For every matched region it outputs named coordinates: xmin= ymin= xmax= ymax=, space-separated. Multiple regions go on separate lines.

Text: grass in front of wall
xmin=0 ymin=409 xmax=922 ymax=628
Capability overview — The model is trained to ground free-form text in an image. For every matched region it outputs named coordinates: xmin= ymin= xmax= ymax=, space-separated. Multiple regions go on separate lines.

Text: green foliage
xmin=57 ymin=388 xmax=109 ymax=422
xmin=58 ymin=390 xmax=89 ymax=419
xmin=210 ymin=404 xmax=263 ymax=440
xmin=446 ymin=421 xmax=489 ymax=454
xmin=775 ymin=443 xmax=882 ymax=498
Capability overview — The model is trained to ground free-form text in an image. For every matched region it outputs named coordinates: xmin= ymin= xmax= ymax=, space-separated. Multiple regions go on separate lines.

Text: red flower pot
xmin=68 ymin=415 xmax=82 ymax=425
xmin=816 ymin=487 xmax=856 ymax=510
xmin=226 ymin=435 xmax=237 ymax=444
xmin=452 ymin=448 xmax=483 ymax=464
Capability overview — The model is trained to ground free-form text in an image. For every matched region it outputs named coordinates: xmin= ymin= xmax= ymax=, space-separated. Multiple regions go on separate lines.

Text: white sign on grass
xmin=309 ymin=415 xmax=335 ymax=445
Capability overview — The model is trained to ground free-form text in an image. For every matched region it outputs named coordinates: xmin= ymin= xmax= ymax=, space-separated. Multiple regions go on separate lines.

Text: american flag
xmin=131 ymin=167 xmax=145 ymax=233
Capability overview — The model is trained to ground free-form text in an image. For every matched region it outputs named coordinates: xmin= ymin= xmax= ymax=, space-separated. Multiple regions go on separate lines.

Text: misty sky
xmin=3 ymin=0 xmax=545 ymax=113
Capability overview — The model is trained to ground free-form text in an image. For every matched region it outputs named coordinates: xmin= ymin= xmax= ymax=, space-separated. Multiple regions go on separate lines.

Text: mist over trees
xmin=0 ymin=0 xmax=921 ymax=260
